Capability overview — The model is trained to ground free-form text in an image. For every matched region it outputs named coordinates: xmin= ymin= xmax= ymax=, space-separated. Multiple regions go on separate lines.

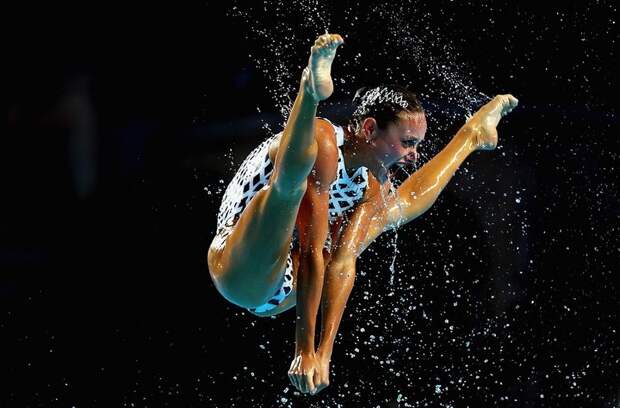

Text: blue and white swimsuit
xmin=213 ymin=119 xmax=369 ymax=313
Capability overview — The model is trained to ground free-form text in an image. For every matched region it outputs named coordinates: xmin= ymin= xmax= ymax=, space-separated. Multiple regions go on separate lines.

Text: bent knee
xmin=207 ymin=258 xmax=276 ymax=309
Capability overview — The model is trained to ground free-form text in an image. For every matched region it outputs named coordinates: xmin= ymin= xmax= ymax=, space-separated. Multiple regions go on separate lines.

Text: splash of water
xmin=378 ymin=166 xmax=409 ymax=289
xmin=367 ymin=0 xmax=491 ymax=133
xmin=229 ymin=0 xmax=337 ymax=122
xmin=223 ymin=3 xmax=530 ymax=405
xmin=387 ymin=183 xmax=401 ymax=288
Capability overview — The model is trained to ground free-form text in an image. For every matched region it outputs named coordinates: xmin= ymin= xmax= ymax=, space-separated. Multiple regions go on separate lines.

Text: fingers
xmin=308 ymin=371 xmax=317 ymax=394
xmin=288 ymin=357 xmax=315 ymax=395
xmin=311 ymin=369 xmax=322 ymax=395
xmin=314 ymin=365 xmax=330 ymax=394
xmin=297 ymin=369 xmax=315 ymax=394
xmin=289 ymin=372 xmax=315 ymax=394
xmin=492 ymin=94 xmax=519 ymax=118
xmin=288 ymin=356 xmax=301 ymax=392
xmin=329 ymin=34 xmax=344 ymax=46
xmin=287 ymin=354 xmax=330 ymax=395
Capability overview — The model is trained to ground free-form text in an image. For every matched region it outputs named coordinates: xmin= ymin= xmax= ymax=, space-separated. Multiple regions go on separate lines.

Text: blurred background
xmin=3 ymin=0 xmax=618 ymax=407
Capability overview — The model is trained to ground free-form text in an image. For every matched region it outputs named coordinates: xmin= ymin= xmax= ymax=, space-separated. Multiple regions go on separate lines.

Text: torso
xmin=269 ymin=119 xmax=389 ymax=252
xmin=215 ymin=117 xmax=390 ymax=252
xmin=251 ymin=122 xmax=390 ymax=317
xmin=249 ymin=154 xmax=387 ymax=318
xmin=268 ymin=118 xmax=370 ymax=225
xmin=221 ymin=118 xmax=386 ymax=317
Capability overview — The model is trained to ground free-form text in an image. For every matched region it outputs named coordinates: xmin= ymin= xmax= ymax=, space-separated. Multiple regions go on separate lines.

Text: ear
xmin=361 ymin=117 xmax=378 ymax=143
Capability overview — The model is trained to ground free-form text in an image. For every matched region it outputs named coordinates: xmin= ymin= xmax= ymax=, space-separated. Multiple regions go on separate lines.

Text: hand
xmin=288 ymin=351 xmax=330 ymax=395
xmin=314 ymin=350 xmax=331 ymax=394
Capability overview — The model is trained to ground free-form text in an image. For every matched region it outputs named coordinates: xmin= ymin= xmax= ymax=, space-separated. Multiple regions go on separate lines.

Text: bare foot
xmin=303 ymin=33 xmax=344 ymax=102
xmin=467 ymin=94 xmax=519 ymax=150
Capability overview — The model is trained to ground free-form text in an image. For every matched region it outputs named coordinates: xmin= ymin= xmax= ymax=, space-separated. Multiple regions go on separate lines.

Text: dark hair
xmin=349 ymin=84 xmax=424 ymax=132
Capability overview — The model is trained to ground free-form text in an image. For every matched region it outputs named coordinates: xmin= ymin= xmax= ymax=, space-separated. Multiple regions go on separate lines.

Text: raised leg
xmin=359 ymin=94 xmax=519 ymax=254
xmin=208 ymin=34 xmax=344 ymax=308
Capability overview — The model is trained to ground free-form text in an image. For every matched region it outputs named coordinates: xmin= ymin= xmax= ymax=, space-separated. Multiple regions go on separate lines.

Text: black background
xmin=3 ymin=1 xmax=618 ymax=407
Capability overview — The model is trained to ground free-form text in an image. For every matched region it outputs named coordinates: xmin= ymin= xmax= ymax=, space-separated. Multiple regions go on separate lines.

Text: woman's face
xmin=370 ymin=112 xmax=427 ymax=178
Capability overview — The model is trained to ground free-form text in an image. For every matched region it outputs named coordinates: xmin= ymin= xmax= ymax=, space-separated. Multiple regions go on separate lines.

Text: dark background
xmin=3 ymin=1 xmax=618 ymax=407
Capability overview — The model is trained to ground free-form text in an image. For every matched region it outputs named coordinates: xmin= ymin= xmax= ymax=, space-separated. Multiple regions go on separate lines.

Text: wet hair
xmin=348 ymin=84 xmax=424 ymax=133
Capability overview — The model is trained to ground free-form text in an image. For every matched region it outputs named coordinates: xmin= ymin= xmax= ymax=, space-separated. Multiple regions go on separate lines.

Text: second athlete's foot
xmin=303 ymin=33 xmax=344 ymax=102
xmin=467 ymin=94 xmax=519 ymax=150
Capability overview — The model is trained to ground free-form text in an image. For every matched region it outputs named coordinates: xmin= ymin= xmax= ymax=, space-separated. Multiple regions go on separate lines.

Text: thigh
xmin=208 ymin=184 xmax=305 ymax=308
xmin=246 ymin=247 xmax=300 ymax=317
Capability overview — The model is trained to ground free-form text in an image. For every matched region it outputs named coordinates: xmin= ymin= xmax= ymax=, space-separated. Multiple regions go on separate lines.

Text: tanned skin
xmin=207 ymin=33 xmax=519 ymax=395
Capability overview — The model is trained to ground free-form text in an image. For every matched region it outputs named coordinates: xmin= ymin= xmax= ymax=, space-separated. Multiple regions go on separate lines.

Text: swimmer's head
xmin=348 ymin=84 xmax=424 ymax=134
xmin=348 ymin=85 xmax=427 ymax=183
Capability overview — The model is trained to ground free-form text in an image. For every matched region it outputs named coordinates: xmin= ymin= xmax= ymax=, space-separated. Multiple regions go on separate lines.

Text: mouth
xmin=391 ymin=160 xmax=409 ymax=170
xmin=388 ymin=159 xmax=418 ymax=179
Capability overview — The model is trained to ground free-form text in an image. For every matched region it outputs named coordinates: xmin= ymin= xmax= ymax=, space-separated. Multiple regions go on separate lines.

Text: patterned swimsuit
xmin=213 ymin=119 xmax=369 ymax=313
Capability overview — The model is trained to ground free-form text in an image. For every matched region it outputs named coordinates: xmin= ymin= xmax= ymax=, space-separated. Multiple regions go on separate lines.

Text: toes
xmin=315 ymin=34 xmax=331 ymax=47
xmin=508 ymin=95 xmax=519 ymax=107
xmin=504 ymin=95 xmax=519 ymax=113
xmin=329 ymin=34 xmax=344 ymax=48
xmin=314 ymin=34 xmax=344 ymax=50
xmin=495 ymin=94 xmax=519 ymax=114
xmin=501 ymin=94 xmax=518 ymax=106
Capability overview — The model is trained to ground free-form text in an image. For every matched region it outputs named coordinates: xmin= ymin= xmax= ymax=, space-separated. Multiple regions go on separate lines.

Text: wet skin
xmin=248 ymin=94 xmax=518 ymax=397
xmin=207 ymin=31 xmax=518 ymax=395
xmin=251 ymin=111 xmax=429 ymax=317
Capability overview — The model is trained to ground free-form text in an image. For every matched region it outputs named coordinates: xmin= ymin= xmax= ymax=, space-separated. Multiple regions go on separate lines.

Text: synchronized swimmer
xmin=208 ymin=33 xmax=518 ymax=395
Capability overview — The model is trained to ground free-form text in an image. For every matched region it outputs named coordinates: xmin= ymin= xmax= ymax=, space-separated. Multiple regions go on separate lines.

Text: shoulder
xmin=360 ymin=171 xmax=389 ymax=203
xmin=314 ymin=118 xmax=339 ymax=152
xmin=309 ymin=118 xmax=339 ymax=185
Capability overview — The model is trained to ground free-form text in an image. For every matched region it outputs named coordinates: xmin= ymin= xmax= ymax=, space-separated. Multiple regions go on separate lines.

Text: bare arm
xmin=288 ymin=119 xmax=338 ymax=394
xmin=316 ymin=200 xmax=376 ymax=360
xmin=295 ymin=176 xmax=331 ymax=355
xmin=292 ymin=119 xmax=338 ymax=355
